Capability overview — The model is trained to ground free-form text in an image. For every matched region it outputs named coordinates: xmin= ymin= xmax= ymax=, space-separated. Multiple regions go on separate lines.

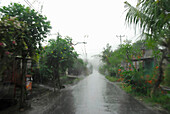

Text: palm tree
xmin=124 ymin=0 xmax=170 ymax=97
xmin=125 ymin=0 xmax=170 ymax=49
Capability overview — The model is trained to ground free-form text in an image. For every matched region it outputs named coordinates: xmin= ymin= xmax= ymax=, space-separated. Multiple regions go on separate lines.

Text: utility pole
xmin=84 ymin=35 xmax=88 ymax=63
xmin=116 ymin=35 xmax=125 ymax=45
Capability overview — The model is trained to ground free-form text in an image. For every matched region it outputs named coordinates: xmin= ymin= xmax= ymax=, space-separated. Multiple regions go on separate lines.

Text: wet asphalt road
xmin=47 ymin=70 xmax=156 ymax=114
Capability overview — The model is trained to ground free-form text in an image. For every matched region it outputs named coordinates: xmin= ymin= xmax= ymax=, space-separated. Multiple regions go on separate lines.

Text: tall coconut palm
xmin=124 ymin=0 xmax=170 ymax=97
xmin=125 ymin=0 xmax=170 ymax=49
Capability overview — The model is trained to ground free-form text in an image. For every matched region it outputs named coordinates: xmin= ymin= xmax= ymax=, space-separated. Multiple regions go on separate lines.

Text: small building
xmin=121 ymin=48 xmax=156 ymax=76
xmin=0 ymin=56 xmax=32 ymax=101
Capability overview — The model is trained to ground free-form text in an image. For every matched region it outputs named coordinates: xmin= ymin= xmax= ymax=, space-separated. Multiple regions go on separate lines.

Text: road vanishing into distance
xmin=43 ymin=70 xmax=157 ymax=114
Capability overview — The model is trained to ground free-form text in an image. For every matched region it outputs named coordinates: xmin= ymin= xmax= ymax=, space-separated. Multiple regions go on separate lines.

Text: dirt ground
xmin=0 ymin=76 xmax=83 ymax=114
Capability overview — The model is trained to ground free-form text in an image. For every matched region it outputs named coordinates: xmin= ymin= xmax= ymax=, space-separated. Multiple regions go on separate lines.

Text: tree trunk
xmin=56 ymin=68 xmax=61 ymax=89
xmin=150 ymin=51 xmax=165 ymax=97
xmin=53 ymin=67 xmax=61 ymax=91
xmin=53 ymin=69 xmax=56 ymax=92
xmin=20 ymin=55 xmax=27 ymax=109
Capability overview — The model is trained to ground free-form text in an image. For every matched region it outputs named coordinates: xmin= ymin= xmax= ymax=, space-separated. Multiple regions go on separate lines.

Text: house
xmin=121 ymin=46 xmax=156 ymax=76
xmin=132 ymin=49 xmax=155 ymax=75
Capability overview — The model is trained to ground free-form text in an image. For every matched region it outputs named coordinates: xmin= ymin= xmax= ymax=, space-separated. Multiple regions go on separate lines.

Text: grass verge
xmin=105 ymin=76 xmax=119 ymax=82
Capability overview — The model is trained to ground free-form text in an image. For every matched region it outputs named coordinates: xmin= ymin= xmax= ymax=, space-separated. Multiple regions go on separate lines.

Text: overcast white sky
xmin=0 ymin=0 xmax=139 ymax=60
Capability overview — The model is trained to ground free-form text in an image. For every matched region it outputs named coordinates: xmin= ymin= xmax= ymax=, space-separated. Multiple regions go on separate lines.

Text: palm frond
xmin=124 ymin=1 xmax=150 ymax=33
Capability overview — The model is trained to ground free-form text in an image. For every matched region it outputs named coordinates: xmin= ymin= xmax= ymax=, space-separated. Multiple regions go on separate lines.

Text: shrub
xmin=164 ymin=64 xmax=170 ymax=86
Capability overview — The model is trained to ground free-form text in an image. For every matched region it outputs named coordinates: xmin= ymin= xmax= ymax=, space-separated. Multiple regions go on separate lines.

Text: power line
xmin=23 ymin=0 xmax=39 ymax=13
xmin=26 ymin=0 xmax=36 ymax=9
xmin=23 ymin=0 xmax=32 ymax=8
xmin=32 ymin=0 xmax=38 ymax=4
xmin=31 ymin=0 xmax=44 ymax=13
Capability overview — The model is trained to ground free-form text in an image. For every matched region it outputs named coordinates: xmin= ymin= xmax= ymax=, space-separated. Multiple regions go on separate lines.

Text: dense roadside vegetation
xmin=100 ymin=40 xmax=170 ymax=111
xmin=34 ymin=34 xmax=88 ymax=90
xmin=0 ymin=3 xmax=88 ymax=109
xmin=0 ymin=3 xmax=51 ymax=108
xmin=100 ymin=0 xmax=170 ymax=111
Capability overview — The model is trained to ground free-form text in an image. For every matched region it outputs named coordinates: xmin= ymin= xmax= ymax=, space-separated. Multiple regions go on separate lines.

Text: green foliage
xmin=101 ymin=40 xmax=161 ymax=95
xmin=124 ymin=0 xmax=170 ymax=53
xmin=100 ymin=39 xmax=160 ymax=95
xmin=99 ymin=65 xmax=107 ymax=75
xmin=144 ymin=92 xmax=170 ymax=111
xmin=119 ymin=67 xmax=159 ymax=95
xmin=0 ymin=3 xmax=51 ymax=76
xmin=39 ymin=34 xmax=78 ymax=80
xmin=164 ymin=64 xmax=170 ymax=86
xmin=120 ymin=83 xmax=132 ymax=93
xmin=100 ymin=40 xmax=143 ymax=76
xmin=46 ymin=35 xmax=77 ymax=70
xmin=68 ymin=58 xmax=87 ymax=75
xmin=100 ymin=1 xmax=170 ymax=110
xmin=119 ymin=40 xmax=133 ymax=60
xmin=101 ymin=44 xmax=112 ymax=65
xmin=107 ymin=49 xmax=123 ymax=75
xmin=100 ymin=43 xmax=124 ymax=76
xmin=0 ymin=16 xmax=25 ymax=75
xmin=0 ymin=3 xmax=51 ymax=55
xmin=125 ymin=0 xmax=170 ymax=99
xmin=105 ymin=76 xmax=119 ymax=82
xmin=0 ymin=3 xmax=51 ymax=107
